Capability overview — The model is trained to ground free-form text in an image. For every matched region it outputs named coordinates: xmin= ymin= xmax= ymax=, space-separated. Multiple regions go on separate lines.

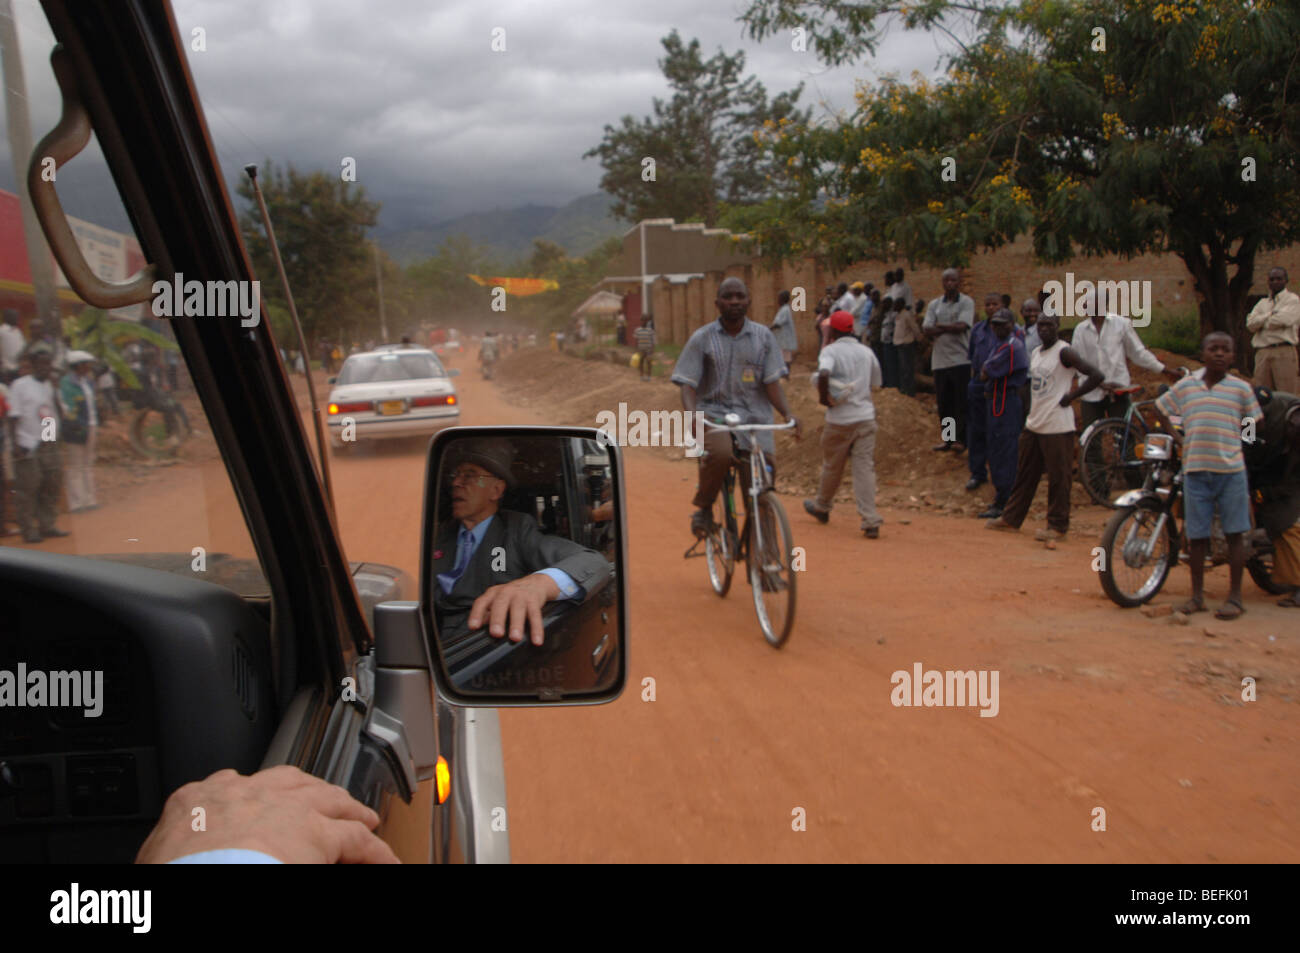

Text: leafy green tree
xmin=738 ymin=0 xmax=1300 ymax=365
xmin=585 ymin=30 xmax=810 ymax=227
xmin=236 ymin=159 xmax=380 ymax=348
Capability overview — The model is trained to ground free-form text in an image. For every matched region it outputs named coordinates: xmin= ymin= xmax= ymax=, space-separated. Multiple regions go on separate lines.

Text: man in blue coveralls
xmin=966 ymin=294 xmax=1017 ymax=492
xmin=976 ymin=309 xmax=1029 ymax=519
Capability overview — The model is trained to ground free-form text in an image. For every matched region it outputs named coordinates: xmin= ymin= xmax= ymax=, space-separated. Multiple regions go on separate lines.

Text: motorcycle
xmin=1097 ymin=430 xmax=1287 ymax=607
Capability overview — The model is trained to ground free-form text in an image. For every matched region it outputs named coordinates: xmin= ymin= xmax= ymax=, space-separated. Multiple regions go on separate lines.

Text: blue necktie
xmin=437 ymin=527 xmax=474 ymax=594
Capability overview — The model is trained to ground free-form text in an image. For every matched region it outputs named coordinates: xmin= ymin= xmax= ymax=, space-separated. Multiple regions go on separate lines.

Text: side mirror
xmin=419 ymin=426 xmax=626 ymax=705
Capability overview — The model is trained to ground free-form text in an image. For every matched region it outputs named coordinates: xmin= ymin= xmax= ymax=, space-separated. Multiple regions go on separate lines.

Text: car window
xmin=338 ymin=353 xmax=447 ymax=384
xmin=0 ymin=7 xmax=266 ymax=598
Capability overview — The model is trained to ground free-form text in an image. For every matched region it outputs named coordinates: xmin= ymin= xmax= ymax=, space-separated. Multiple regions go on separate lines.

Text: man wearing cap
xmin=803 ymin=310 xmax=885 ymax=537
xmin=429 ymin=437 xmax=610 ymax=648
xmin=6 ymin=344 xmax=68 ymax=542
xmin=60 ymin=351 xmax=100 ymax=513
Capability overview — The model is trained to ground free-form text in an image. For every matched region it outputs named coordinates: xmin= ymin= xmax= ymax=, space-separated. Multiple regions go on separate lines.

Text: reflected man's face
xmin=450 ymin=464 xmax=505 ymax=526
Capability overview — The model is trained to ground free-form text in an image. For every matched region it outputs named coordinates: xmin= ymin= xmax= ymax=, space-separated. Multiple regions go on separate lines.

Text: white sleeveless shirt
xmin=1026 ymin=340 xmax=1077 ymax=435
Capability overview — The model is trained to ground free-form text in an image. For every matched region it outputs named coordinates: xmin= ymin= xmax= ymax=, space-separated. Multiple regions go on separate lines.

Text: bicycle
xmin=1077 ymin=385 xmax=1163 ymax=507
xmin=683 ymin=415 xmax=797 ymax=648
xmin=125 ymin=386 xmax=192 ymax=458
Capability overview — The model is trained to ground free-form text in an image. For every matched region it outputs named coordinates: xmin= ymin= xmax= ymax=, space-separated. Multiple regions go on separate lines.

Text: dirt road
xmin=326 ymin=356 xmax=1298 ymax=863
xmin=28 ymin=353 xmax=1296 ymax=861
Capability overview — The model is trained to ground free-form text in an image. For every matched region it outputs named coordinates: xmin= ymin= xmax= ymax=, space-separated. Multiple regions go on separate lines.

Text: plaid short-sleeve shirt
xmin=1155 ymin=374 xmax=1262 ymax=473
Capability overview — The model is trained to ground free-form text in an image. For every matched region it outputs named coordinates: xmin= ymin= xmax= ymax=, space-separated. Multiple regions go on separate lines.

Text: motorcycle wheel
xmin=1098 ymin=499 xmax=1178 ymax=607
xmin=1246 ymin=551 xmax=1291 ymax=595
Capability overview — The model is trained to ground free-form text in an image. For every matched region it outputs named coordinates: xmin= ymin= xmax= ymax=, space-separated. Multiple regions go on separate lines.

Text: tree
xmin=584 ymin=30 xmax=810 ymax=227
xmin=738 ymin=0 xmax=1300 ymax=367
xmin=236 ymin=160 xmax=380 ymax=347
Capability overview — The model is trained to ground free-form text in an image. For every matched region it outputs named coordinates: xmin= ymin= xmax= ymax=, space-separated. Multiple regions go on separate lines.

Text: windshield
xmin=0 ymin=8 xmax=265 ymax=598
xmin=338 ymin=352 xmax=447 ymax=385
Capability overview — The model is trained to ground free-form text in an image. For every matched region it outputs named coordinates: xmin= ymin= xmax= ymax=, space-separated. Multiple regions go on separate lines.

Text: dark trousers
xmin=967 ymin=384 xmax=988 ymax=481
xmin=880 ymin=342 xmax=898 ymax=388
xmin=933 ymin=364 xmax=970 ymax=446
xmin=1000 ymin=431 xmax=1075 ymax=532
xmin=1079 ymin=394 xmax=1130 ymax=431
xmin=895 ymin=343 xmax=917 ymax=397
xmin=987 ymin=389 xmax=1024 ymax=506
xmin=639 ymin=349 xmax=654 ymax=380
xmin=693 ymin=428 xmax=775 ymax=511
xmin=13 ymin=442 xmax=63 ymax=536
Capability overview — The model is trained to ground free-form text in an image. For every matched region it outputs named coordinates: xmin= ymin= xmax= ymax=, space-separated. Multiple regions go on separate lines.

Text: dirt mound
xmin=492 ymin=344 xmax=1203 ymax=523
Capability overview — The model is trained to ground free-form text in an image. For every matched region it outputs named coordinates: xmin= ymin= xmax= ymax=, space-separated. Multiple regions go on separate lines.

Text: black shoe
xmin=803 ymin=499 xmax=829 ymax=524
xmin=932 ymin=442 xmax=952 ymax=452
xmin=978 ymin=506 xmax=1004 ymax=519
xmin=41 ymin=527 xmax=69 ymax=538
xmin=690 ymin=509 xmax=713 ymax=539
xmin=864 ymin=526 xmax=880 ymax=539
xmin=965 ymin=477 xmax=986 ymax=491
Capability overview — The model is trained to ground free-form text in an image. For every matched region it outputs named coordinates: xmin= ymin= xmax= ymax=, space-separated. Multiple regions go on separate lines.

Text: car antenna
xmin=243 ymin=164 xmax=338 ymax=525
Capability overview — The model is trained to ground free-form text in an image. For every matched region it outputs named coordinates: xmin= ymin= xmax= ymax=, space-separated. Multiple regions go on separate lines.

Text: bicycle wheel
xmin=1246 ymin=550 xmax=1291 ymax=595
xmin=749 ymin=491 xmax=796 ymax=647
xmin=1097 ymin=499 xmax=1177 ymax=607
xmin=130 ymin=406 xmax=186 ymax=457
xmin=705 ymin=520 xmax=735 ymax=596
xmin=1079 ymin=417 xmax=1146 ymax=508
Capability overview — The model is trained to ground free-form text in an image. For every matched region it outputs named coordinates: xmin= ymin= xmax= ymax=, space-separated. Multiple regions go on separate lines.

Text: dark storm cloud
xmin=5 ymin=0 xmax=949 ymax=232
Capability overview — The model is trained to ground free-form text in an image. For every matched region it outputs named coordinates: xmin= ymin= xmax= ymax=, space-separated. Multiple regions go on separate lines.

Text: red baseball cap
xmin=829 ymin=310 xmax=855 ymax=333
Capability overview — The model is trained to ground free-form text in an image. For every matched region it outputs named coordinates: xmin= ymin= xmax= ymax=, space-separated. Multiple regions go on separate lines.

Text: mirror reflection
xmin=427 ymin=434 xmax=620 ymax=697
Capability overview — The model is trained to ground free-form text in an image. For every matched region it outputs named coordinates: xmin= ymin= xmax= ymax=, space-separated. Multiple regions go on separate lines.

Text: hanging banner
xmin=467 ymin=274 xmax=559 ymax=296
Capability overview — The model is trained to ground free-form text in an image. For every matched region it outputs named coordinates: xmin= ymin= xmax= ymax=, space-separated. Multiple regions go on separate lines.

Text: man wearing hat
xmin=803 ymin=310 xmax=885 ymax=538
xmin=429 ymin=437 xmax=610 ymax=647
xmin=5 ymin=343 xmax=68 ymax=542
xmin=60 ymin=350 xmax=100 ymax=512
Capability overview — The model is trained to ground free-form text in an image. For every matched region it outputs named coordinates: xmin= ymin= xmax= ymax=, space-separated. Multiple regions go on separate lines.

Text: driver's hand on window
xmin=136 ymin=766 xmax=399 ymax=864
xmin=469 ymin=572 xmax=561 ymax=646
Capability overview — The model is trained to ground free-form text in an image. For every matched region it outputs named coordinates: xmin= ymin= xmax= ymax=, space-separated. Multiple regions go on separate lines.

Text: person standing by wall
xmin=60 ymin=351 xmax=100 ymax=513
xmin=1246 ymin=266 xmax=1299 ymax=393
xmin=922 ymin=269 xmax=975 ymax=452
xmin=634 ymin=314 xmax=657 ymax=381
xmin=6 ymin=344 xmax=68 ymax=543
xmin=770 ymin=290 xmax=797 ymax=373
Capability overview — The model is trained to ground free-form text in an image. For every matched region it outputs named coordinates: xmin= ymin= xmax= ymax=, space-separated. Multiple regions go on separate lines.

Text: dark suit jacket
xmin=431 ymin=509 xmax=610 ymax=639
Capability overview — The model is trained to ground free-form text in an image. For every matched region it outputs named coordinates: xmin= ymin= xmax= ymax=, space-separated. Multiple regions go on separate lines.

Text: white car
xmin=327 ymin=347 xmax=460 ymax=449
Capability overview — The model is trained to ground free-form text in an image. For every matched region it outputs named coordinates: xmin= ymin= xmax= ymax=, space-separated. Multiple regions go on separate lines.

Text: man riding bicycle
xmin=672 ymin=277 xmax=801 ymax=538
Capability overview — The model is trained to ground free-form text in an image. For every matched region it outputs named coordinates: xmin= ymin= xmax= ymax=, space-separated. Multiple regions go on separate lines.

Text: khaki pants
xmin=1253 ymin=344 xmax=1299 ymax=394
xmin=64 ymin=430 xmax=98 ymax=510
xmin=812 ymin=418 xmax=883 ymax=530
xmin=1274 ymin=522 xmax=1300 ymax=588
xmin=13 ymin=441 xmax=63 ymax=536
xmin=692 ymin=428 xmax=774 ymax=511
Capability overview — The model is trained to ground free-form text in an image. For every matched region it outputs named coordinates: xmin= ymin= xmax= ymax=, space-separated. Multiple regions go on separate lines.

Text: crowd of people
xmin=1 ymin=309 xmax=187 ymax=543
xmin=666 ymin=265 xmax=1300 ymax=618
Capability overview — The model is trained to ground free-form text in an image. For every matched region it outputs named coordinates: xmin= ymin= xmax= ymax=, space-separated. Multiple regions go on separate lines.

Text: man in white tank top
xmin=986 ymin=313 xmax=1104 ymax=540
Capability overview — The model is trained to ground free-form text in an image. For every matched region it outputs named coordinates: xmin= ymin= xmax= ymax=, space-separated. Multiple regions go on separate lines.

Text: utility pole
xmin=373 ymin=242 xmax=388 ymax=343
xmin=0 ymin=0 xmax=58 ymax=330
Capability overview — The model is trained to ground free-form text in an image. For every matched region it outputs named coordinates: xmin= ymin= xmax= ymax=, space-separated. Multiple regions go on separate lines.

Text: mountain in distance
xmin=377 ymin=192 xmax=628 ymax=266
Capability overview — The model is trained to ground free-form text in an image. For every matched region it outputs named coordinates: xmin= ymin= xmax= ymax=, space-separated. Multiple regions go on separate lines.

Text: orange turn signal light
xmin=327 ymin=402 xmax=340 ymax=415
xmin=435 ymin=756 xmax=450 ymax=804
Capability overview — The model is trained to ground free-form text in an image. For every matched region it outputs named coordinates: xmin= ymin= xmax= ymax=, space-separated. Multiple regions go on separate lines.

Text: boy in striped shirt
xmin=634 ymin=315 xmax=656 ymax=381
xmin=1155 ymin=333 xmax=1263 ymax=620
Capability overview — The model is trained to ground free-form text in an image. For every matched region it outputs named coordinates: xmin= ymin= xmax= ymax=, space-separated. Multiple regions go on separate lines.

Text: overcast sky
xmin=4 ymin=0 xmax=958 ymax=233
